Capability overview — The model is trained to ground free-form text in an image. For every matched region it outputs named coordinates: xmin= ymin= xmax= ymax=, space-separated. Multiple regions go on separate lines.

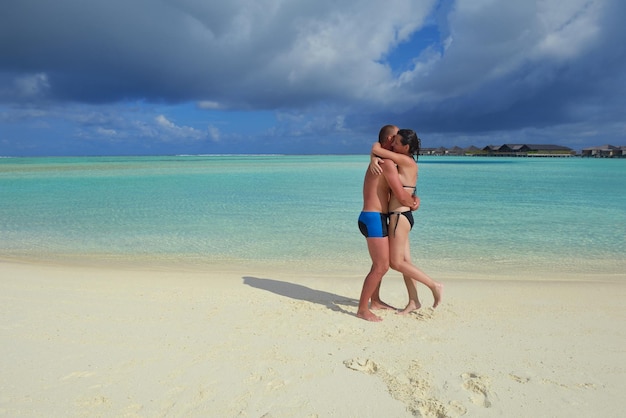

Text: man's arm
xmin=381 ymin=161 xmax=419 ymax=210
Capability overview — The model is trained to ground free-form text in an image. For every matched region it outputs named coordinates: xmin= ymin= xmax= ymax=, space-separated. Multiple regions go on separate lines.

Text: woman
xmin=371 ymin=129 xmax=443 ymax=310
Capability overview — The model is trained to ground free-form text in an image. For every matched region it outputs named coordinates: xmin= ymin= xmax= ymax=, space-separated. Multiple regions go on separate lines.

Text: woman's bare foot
xmin=397 ymin=299 xmax=422 ymax=315
xmin=370 ymin=300 xmax=397 ymax=311
xmin=357 ymin=309 xmax=383 ymax=322
xmin=431 ymin=282 xmax=444 ymax=308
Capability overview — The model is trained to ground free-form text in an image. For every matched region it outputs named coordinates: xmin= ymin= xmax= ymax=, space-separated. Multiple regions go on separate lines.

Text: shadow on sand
xmin=242 ymin=276 xmax=358 ymax=316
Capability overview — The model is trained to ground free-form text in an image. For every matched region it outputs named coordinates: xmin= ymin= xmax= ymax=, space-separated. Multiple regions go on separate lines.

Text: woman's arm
xmin=371 ymin=142 xmax=413 ymax=167
xmin=368 ymin=153 xmax=384 ymax=175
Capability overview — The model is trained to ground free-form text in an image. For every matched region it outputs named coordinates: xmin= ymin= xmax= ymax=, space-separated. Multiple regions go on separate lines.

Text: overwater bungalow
xmin=581 ymin=144 xmax=624 ymax=158
xmin=482 ymin=144 xmax=574 ymax=157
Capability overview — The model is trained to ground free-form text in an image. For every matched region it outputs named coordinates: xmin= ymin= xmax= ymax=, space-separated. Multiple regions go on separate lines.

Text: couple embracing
xmin=357 ymin=125 xmax=443 ymax=322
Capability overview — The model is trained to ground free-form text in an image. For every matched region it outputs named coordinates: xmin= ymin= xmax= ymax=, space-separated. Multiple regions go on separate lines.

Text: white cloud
xmin=155 ymin=114 xmax=205 ymax=141
xmin=207 ymin=125 xmax=220 ymax=142
xmin=534 ymin=0 xmax=602 ymax=60
xmin=197 ymin=101 xmax=221 ymax=110
xmin=13 ymin=73 xmax=50 ymax=99
xmin=96 ymin=127 xmax=117 ymax=136
xmin=156 ymin=114 xmax=176 ymax=129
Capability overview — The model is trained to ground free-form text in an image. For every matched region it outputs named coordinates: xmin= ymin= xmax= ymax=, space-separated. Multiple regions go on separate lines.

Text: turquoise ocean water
xmin=1 ymin=155 xmax=624 ymax=279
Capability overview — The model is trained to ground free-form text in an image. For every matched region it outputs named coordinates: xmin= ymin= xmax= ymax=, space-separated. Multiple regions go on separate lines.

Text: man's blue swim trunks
xmin=358 ymin=211 xmax=389 ymax=238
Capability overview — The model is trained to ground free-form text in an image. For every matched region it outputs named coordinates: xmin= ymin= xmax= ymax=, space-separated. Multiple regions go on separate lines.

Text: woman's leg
xmin=398 ymin=240 xmax=422 ymax=314
xmin=389 ymin=215 xmax=443 ymax=308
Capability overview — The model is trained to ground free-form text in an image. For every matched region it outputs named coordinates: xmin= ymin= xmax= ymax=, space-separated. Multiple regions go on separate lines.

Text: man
xmin=356 ymin=125 xmax=419 ymax=322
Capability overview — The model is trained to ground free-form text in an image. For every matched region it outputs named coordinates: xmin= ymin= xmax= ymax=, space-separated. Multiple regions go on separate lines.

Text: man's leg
xmin=370 ymin=282 xmax=397 ymax=310
xmin=357 ymin=237 xmax=389 ymax=322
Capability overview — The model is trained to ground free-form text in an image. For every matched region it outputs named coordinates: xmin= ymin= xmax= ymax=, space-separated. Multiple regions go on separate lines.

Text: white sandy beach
xmin=1 ymin=261 xmax=624 ymax=417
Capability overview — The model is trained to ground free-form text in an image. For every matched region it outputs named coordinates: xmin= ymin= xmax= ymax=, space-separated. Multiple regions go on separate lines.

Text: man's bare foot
xmin=397 ymin=299 xmax=422 ymax=315
xmin=431 ymin=282 xmax=444 ymax=308
xmin=357 ymin=309 xmax=383 ymax=322
xmin=370 ymin=300 xmax=397 ymax=311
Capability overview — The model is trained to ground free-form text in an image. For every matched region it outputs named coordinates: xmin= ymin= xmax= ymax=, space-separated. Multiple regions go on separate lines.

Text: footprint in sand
xmin=345 ymin=358 xmax=465 ymax=417
xmin=60 ymin=371 xmax=95 ymax=381
xmin=509 ymin=373 xmax=531 ymax=384
xmin=343 ymin=357 xmax=379 ymax=374
xmin=412 ymin=308 xmax=435 ymax=321
xmin=461 ymin=372 xmax=492 ymax=408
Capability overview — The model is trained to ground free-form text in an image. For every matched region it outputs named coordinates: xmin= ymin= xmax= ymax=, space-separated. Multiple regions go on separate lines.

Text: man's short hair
xmin=378 ymin=125 xmax=397 ymax=144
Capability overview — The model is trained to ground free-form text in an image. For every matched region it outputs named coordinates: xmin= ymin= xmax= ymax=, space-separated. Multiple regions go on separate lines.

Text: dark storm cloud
xmin=389 ymin=0 xmax=626 ymax=138
xmin=0 ymin=0 xmax=430 ymax=106
xmin=0 ymin=0 xmax=624 ymax=154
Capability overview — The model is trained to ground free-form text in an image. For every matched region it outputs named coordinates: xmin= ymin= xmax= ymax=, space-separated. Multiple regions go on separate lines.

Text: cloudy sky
xmin=1 ymin=0 xmax=624 ymax=156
